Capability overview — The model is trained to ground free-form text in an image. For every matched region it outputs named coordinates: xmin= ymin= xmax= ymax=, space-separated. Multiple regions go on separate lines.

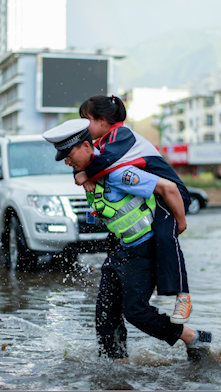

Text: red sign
xmin=155 ymin=145 xmax=188 ymax=165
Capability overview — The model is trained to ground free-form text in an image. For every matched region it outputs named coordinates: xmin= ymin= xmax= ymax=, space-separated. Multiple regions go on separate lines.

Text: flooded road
xmin=1 ymin=208 xmax=221 ymax=390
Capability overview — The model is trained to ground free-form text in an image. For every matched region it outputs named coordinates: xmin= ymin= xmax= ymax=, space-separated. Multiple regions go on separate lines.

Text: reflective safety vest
xmin=87 ymin=182 xmax=156 ymax=244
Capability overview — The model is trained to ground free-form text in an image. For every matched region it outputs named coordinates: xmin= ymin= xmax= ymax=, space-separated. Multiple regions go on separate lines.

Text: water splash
xmin=1 ymin=315 xmax=97 ymax=362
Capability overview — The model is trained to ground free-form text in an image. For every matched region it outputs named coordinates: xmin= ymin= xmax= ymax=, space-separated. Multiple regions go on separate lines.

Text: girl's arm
xmin=75 ymin=171 xmax=88 ymax=185
xmin=154 ymin=178 xmax=187 ymax=234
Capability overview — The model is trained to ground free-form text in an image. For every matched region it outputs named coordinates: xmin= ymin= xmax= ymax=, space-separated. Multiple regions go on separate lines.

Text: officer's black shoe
xmin=186 ymin=330 xmax=212 ymax=361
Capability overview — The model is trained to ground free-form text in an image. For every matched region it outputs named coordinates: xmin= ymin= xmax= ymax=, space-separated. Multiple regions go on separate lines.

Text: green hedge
xmin=179 ymin=174 xmax=221 ymax=189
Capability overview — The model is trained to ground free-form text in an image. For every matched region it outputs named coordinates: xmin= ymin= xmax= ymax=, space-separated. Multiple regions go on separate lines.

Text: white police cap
xmin=43 ymin=118 xmax=90 ymax=161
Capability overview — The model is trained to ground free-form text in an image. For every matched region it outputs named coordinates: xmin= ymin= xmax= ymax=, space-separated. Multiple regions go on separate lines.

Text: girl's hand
xmin=83 ymin=180 xmax=95 ymax=192
xmin=75 ymin=171 xmax=88 ymax=185
xmin=177 ymin=218 xmax=187 ymax=235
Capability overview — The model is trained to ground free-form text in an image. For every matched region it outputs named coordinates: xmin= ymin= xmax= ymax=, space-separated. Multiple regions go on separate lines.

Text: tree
xmin=59 ymin=111 xmax=80 ymax=124
xmin=151 ymin=114 xmax=171 ymax=155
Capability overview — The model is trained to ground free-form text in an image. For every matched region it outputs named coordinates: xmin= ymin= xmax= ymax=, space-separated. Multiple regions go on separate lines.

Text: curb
xmin=207 ymin=203 xmax=221 ymax=208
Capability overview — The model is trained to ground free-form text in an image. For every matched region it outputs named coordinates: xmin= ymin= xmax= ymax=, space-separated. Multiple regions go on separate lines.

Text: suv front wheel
xmin=6 ymin=216 xmax=37 ymax=271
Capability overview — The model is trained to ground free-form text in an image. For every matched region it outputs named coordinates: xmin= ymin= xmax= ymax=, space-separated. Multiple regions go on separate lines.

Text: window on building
xmin=169 ymin=105 xmax=175 ymax=115
xmin=204 ymin=134 xmax=215 ymax=141
xmin=189 ymin=119 xmax=193 ymax=128
xmin=219 ymin=113 xmax=221 ymax=122
xmin=162 ymin=106 xmax=171 ymax=115
xmin=204 ymin=97 xmax=214 ymax=107
xmin=178 ymin=121 xmax=185 ymax=131
xmin=189 ymin=100 xmax=192 ymax=109
xmin=176 ymin=103 xmax=184 ymax=113
xmin=2 ymin=60 xmax=18 ymax=83
xmin=205 ymin=114 xmax=213 ymax=126
xmin=2 ymin=69 xmax=6 ymax=82
xmin=162 ymin=107 xmax=167 ymax=115
xmin=173 ymin=105 xmax=177 ymax=114
xmin=196 ymin=117 xmax=199 ymax=128
xmin=1 ymin=86 xmax=18 ymax=107
xmin=2 ymin=112 xmax=18 ymax=131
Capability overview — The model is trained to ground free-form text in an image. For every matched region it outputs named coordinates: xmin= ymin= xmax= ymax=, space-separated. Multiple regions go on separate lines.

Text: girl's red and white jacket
xmin=85 ymin=122 xmax=191 ymax=205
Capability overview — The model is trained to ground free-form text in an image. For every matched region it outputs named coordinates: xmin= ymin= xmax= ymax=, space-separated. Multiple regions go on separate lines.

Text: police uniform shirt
xmin=105 ymin=166 xmax=159 ymax=202
xmin=93 ymin=148 xmax=159 ymax=248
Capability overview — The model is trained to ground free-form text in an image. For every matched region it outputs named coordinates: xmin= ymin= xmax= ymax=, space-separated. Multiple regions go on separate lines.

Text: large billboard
xmin=36 ymin=54 xmax=109 ymax=113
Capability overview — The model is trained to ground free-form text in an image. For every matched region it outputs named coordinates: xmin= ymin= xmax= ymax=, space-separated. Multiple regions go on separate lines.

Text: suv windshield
xmin=8 ymin=141 xmax=73 ymax=177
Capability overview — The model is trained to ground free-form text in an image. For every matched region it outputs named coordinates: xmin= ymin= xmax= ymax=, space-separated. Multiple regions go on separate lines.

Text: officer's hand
xmin=83 ymin=180 xmax=95 ymax=192
xmin=75 ymin=171 xmax=88 ymax=185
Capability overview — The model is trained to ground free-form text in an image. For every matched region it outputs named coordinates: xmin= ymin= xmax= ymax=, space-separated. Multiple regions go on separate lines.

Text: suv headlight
xmin=27 ymin=196 xmax=64 ymax=216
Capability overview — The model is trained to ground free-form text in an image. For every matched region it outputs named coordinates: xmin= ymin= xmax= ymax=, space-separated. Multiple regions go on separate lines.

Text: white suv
xmin=0 ymin=134 xmax=108 ymax=270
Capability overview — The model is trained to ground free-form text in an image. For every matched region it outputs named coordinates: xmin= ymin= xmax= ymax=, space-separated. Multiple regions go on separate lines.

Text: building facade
xmin=159 ymin=92 xmax=221 ymax=176
xmin=122 ymin=89 xmax=221 ymax=176
xmin=161 ymin=92 xmax=221 ymax=145
xmin=122 ymin=87 xmax=189 ymax=145
xmin=0 ymin=49 xmax=122 ymax=134
xmin=0 ymin=50 xmax=47 ymax=133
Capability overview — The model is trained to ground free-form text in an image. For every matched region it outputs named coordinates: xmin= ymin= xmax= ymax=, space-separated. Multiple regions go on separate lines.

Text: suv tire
xmin=6 ymin=216 xmax=38 ymax=271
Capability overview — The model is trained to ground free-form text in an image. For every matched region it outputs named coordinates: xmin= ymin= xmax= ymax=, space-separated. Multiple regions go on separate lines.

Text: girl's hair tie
xmin=109 ymin=95 xmax=115 ymax=104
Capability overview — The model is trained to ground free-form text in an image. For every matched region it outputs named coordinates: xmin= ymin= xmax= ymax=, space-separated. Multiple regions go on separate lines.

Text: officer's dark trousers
xmin=96 ymin=237 xmax=183 ymax=358
xmin=152 ymin=198 xmax=189 ymax=295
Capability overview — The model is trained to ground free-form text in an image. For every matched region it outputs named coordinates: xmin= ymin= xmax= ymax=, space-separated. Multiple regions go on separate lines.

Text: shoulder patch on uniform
xmin=121 ymin=170 xmax=140 ymax=186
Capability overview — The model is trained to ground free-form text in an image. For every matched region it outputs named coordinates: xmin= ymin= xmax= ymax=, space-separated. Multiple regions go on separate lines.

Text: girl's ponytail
xmin=110 ymin=95 xmax=126 ymax=122
xmin=80 ymin=95 xmax=126 ymax=124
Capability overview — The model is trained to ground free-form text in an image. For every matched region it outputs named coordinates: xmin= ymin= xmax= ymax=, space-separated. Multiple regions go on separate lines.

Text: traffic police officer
xmin=43 ymin=119 xmax=212 ymax=362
